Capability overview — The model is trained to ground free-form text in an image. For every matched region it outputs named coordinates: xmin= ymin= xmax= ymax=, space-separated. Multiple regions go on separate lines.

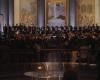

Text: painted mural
xmin=46 ymin=0 xmax=68 ymax=27
xmin=76 ymin=0 xmax=95 ymax=26
xmin=20 ymin=0 xmax=37 ymax=26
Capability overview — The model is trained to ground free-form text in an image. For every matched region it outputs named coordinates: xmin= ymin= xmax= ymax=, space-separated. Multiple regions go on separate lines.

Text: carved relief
xmin=20 ymin=0 xmax=37 ymax=26
xmin=76 ymin=0 xmax=95 ymax=26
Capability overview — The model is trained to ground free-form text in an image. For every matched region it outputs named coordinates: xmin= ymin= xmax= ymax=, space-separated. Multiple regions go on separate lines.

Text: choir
xmin=2 ymin=24 xmax=100 ymax=49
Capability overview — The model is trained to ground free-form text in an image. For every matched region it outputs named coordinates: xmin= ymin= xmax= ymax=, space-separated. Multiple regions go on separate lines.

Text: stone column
xmin=9 ymin=0 xmax=14 ymax=26
xmin=69 ymin=0 xmax=76 ymax=27
xmin=37 ymin=0 xmax=45 ymax=27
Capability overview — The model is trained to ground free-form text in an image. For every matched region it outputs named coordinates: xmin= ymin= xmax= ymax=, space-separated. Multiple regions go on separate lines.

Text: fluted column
xmin=37 ymin=0 xmax=45 ymax=27
xmin=69 ymin=0 xmax=76 ymax=26
xmin=9 ymin=0 xmax=14 ymax=26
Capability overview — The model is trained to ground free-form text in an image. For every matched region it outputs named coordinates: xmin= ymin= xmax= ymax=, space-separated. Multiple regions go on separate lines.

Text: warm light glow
xmin=16 ymin=31 xmax=19 ymax=35
xmin=38 ymin=66 xmax=42 ymax=70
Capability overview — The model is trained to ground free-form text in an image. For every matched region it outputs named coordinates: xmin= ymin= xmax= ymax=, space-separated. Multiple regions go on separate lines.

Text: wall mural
xmin=45 ymin=0 xmax=68 ymax=27
xmin=20 ymin=0 xmax=37 ymax=26
xmin=76 ymin=0 xmax=95 ymax=26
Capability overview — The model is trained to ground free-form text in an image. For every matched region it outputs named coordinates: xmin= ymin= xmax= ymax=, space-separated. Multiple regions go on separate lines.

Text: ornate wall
xmin=76 ymin=0 xmax=95 ymax=26
xmin=14 ymin=0 xmax=37 ymax=26
xmin=14 ymin=0 xmax=20 ymax=25
xmin=45 ymin=0 xmax=69 ymax=26
xmin=13 ymin=0 xmax=100 ymax=27
xmin=95 ymin=0 xmax=100 ymax=25
xmin=20 ymin=0 xmax=37 ymax=26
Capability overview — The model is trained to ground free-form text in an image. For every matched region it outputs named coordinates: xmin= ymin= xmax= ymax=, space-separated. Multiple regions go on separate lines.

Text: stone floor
xmin=0 ymin=45 xmax=97 ymax=80
xmin=0 ymin=63 xmax=97 ymax=80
